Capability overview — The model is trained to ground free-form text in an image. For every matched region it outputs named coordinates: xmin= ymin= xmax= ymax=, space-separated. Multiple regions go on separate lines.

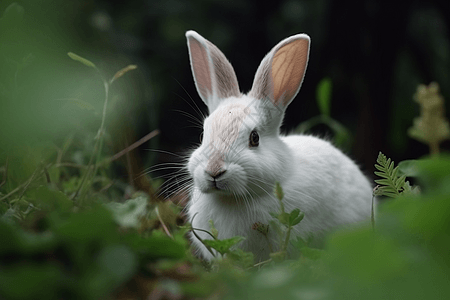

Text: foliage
xmin=0 ymin=202 xmax=187 ymax=300
xmin=219 ymin=156 xmax=450 ymax=300
xmin=0 ymin=5 xmax=185 ymax=297
xmin=202 ymin=236 xmax=246 ymax=258
xmin=4 ymin=151 xmax=450 ymax=299
xmin=1 ymin=2 xmax=450 ymax=299
xmin=373 ymin=152 xmax=419 ymax=198
xmin=295 ymin=78 xmax=352 ymax=150
xmin=269 ymin=182 xmax=305 ymax=261
xmin=316 ymin=77 xmax=332 ymax=117
xmin=408 ymin=82 xmax=450 ymax=155
xmin=188 ymin=182 xmax=308 ymax=267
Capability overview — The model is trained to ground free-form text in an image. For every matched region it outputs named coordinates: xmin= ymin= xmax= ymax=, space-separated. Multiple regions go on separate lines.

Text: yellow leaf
xmin=111 ymin=65 xmax=137 ymax=83
xmin=67 ymin=52 xmax=96 ymax=68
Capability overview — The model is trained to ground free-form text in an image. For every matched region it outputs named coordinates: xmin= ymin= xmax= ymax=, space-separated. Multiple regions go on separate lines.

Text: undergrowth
xmin=1 ymin=3 xmax=450 ymax=299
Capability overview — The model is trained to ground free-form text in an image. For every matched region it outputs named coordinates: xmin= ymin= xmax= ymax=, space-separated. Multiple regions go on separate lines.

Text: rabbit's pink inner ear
xmin=189 ymin=38 xmax=213 ymax=101
xmin=272 ymin=39 xmax=309 ymax=106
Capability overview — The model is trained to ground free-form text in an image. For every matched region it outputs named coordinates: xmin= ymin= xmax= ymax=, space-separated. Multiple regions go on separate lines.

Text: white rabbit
xmin=184 ymin=30 xmax=373 ymax=262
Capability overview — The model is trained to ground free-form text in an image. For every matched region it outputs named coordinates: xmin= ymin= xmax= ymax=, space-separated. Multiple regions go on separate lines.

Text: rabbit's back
xmin=281 ymin=135 xmax=373 ymax=235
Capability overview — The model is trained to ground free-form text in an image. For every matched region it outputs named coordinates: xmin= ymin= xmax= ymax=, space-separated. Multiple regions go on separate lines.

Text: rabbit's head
xmin=186 ymin=31 xmax=310 ymax=199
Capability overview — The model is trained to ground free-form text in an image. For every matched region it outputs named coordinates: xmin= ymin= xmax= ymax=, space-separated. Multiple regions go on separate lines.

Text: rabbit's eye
xmin=249 ymin=130 xmax=259 ymax=147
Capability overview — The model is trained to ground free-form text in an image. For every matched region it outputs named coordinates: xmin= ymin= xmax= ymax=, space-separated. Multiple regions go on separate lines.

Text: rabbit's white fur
xmin=185 ymin=30 xmax=372 ymax=262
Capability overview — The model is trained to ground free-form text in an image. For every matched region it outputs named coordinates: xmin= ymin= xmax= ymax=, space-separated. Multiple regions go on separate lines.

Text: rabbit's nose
xmin=206 ymin=169 xmax=226 ymax=179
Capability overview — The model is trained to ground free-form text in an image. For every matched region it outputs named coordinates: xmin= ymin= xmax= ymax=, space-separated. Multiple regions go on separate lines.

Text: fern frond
xmin=374 ymin=152 xmax=406 ymax=198
xmin=395 ymin=174 xmax=407 ymax=190
xmin=375 ymin=187 xmax=399 ymax=198
xmin=374 ymin=171 xmax=390 ymax=179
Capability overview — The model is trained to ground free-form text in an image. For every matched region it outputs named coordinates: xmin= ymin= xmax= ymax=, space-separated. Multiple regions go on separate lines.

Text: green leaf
xmin=374 ymin=171 xmax=390 ymax=179
xmin=294 ymin=117 xmax=320 ymax=134
xmin=105 ymin=195 xmax=148 ymax=228
xmin=67 ymin=52 xmax=96 ymax=68
xmin=316 ymin=78 xmax=332 ymax=117
xmin=96 ymin=245 xmax=137 ymax=284
xmin=414 ymin=156 xmax=450 ymax=191
xmin=322 ymin=116 xmax=352 ymax=150
xmin=376 ymin=189 xmax=398 ymax=198
xmin=202 ymin=236 xmax=245 ymax=256
xmin=288 ymin=209 xmax=304 ymax=226
xmin=209 ymin=219 xmax=219 ymax=238
xmin=300 ymin=247 xmax=324 ymax=260
xmin=289 ymin=209 xmax=300 ymax=220
xmin=124 ymin=233 xmax=186 ymax=260
xmin=375 ymin=185 xmax=397 ymax=194
xmin=391 ymin=166 xmax=399 ymax=179
xmin=374 ymin=179 xmax=392 ymax=186
xmin=292 ymin=213 xmax=305 ymax=226
xmin=374 ymin=164 xmax=385 ymax=172
xmin=226 ymin=248 xmax=254 ymax=268
xmin=295 ymin=115 xmax=352 ymax=151
xmin=373 ymin=152 xmax=407 ymax=198
xmin=51 ymin=206 xmax=116 ymax=243
xmin=395 ymin=175 xmax=407 ymax=190
xmin=387 ymin=159 xmax=394 ymax=174
xmin=277 ymin=212 xmax=290 ymax=227
xmin=27 ymin=185 xmax=73 ymax=212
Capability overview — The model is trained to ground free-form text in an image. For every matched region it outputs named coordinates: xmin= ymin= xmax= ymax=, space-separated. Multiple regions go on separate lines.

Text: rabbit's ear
xmin=249 ymin=34 xmax=310 ymax=109
xmin=186 ymin=31 xmax=240 ymax=113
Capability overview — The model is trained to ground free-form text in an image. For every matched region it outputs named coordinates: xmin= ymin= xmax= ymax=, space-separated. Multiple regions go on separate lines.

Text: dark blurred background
xmin=1 ymin=0 xmax=449 ymax=187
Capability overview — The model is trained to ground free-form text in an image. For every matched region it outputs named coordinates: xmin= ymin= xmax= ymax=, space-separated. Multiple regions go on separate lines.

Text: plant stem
xmin=18 ymin=165 xmax=40 ymax=201
xmin=282 ymin=226 xmax=292 ymax=253
xmin=105 ymin=130 xmax=160 ymax=164
xmin=156 ymin=205 xmax=173 ymax=239
xmin=191 ymin=228 xmax=216 ymax=258
xmin=190 ymin=213 xmax=217 ymax=258
xmin=71 ymin=144 xmax=97 ymax=202
xmin=191 ymin=227 xmax=217 ymax=240
xmin=251 ymin=258 xmax=272 ymax=269
xmin=430 ymin=142 xmax=440 ymax=156
xmin=72 ymin=72 xmax=109 ymax=202
xmin=264 ymin=235 xmax=274 ymax=253
xmin=92 ymin=76 xmax=109 ymax=178
xmin=0 ymin=166 xmax=51 ymax=202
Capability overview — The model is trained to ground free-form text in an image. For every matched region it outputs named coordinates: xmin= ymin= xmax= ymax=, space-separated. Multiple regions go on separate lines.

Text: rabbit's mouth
xmin=191 ymin=161 xmax=248 ymax=195
xmin=205 ymin=178 xmax=230 ymax=193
